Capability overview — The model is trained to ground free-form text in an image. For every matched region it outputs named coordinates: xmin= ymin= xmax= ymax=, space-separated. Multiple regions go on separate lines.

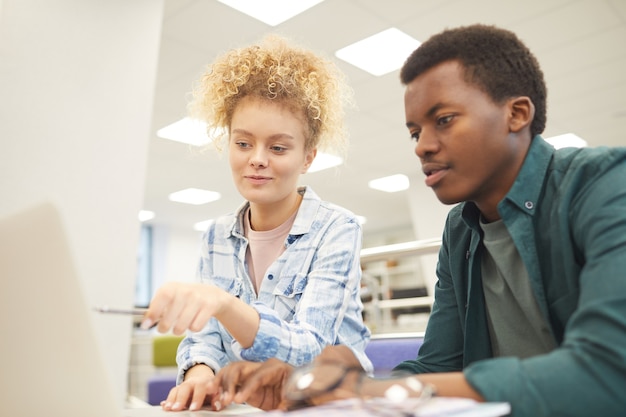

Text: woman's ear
xmin=508 ymin=96 xmax=535 ymax=133
xmin=302 ymin=148 xmax=317 ymax=173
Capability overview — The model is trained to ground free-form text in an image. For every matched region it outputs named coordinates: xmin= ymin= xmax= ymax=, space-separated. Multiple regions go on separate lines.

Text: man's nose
xmin=414 ymin=129 xmax=439 ymax=159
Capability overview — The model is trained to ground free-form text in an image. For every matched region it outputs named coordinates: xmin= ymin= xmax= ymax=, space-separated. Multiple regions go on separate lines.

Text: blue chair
xmin=364 ymin=334 xmax=424 ymax=377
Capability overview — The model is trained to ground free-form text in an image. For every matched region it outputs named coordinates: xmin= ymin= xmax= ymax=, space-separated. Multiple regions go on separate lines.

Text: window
xmin=135 ymin=224 xmax=152 ymax=307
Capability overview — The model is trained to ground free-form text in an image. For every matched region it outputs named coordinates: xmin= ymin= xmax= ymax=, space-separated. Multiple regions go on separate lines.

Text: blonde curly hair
xmin=188 ymin=34 xmax=353 ymax=156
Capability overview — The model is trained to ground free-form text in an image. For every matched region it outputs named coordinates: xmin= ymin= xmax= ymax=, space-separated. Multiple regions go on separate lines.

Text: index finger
xmin=140 ymin=285 xmax=175 ymax=330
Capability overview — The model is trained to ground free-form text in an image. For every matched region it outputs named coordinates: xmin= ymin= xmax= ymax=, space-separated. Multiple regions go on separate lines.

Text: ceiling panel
xmin=143 ymin=0 xmax=626 ymax=240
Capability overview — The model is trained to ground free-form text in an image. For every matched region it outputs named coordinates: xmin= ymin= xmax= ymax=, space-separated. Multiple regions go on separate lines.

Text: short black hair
xmin=400 ymin=24 xmax=547 ymax=137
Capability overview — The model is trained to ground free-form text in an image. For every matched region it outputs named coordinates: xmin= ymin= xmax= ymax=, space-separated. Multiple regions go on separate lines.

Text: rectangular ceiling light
xmin=308 ymin=152 xmax=343 ymax=173
xmin=157 ymin=117 xmax=213 ymax=147
xmin=545 ymin=133 xmax=587 ymax=149
xmin=217 ymin=0 xmax=324 ymax=26
xmin=138 ymin=210 xmax=155 ymax=222
xmin=168 ymin=188 xmax=221 ymax=205
xmin=336 ymin=28 xmax=420 ymax=76
xmin=368 ymin=174 xmax=410 ymax=193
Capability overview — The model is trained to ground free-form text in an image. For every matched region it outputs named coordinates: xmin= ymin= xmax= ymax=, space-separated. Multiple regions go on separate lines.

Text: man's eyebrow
xmin=405 ymin=103 xmax=446 ymax=129
xmin=427 ymin=103 xmax=445 ymax=117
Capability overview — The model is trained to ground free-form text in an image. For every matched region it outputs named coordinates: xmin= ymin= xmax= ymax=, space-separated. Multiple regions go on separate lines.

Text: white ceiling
xmin=143 ymin=0 xmax=626 ymax=239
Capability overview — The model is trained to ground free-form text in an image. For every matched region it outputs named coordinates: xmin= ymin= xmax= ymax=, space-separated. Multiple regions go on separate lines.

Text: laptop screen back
xmin=0 ymin=202 xmax=120 ymax=417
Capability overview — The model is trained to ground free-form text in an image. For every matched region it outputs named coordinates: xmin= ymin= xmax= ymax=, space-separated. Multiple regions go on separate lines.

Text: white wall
xmin=152 ymin=224 xmax=203 ymax=289
xmin=407 ymin=172 xmax=453 ymax=297
xmin=0 ymin=0 xmax=163 ymax=408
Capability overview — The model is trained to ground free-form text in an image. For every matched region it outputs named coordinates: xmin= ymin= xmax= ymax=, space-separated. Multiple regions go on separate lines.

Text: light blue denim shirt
xmin=176 ymin=186 xmax=372 ymax=382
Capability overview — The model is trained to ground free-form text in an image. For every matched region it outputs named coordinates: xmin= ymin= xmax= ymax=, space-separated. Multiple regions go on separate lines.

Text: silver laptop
xmin=0 ymin=202 xmax=262 ymax=417
xmin=0 ymin=202 xmax=123 ymax=416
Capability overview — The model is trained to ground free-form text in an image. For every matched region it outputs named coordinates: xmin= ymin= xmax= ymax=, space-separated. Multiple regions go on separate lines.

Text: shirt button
xmin=524 ymin=201 xmax=534 ymax=210
xmin=267 ymin=274 xmax=274 ymax=280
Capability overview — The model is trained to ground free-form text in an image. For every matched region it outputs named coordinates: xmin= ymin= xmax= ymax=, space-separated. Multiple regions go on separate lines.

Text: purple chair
xmin=364 ymin=334 xmax=424 ymax=377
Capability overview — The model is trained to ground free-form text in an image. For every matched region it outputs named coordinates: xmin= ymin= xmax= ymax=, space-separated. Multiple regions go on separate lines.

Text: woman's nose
xmin=249 ymin=149 xmax=268 ymax=167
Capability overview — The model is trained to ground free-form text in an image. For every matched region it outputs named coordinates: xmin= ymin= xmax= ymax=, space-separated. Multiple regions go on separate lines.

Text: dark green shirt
xmin=394 ymin=136 xmax=626 ymax=416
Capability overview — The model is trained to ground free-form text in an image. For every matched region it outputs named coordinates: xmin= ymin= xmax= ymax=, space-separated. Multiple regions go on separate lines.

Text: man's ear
xmin=302 ymin=148 xmax=317 ymax=173
xmin=508 ymin=96 xmax=535 ymax=133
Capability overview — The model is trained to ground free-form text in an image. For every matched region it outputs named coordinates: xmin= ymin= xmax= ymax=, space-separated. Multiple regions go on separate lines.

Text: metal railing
xmin=360 ymin=238 xmax=441 ymax=334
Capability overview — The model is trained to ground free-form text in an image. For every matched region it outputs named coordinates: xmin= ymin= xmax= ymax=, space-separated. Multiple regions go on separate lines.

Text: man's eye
xmin=271 ymin=146 xmax=287 ymax=152
xmin=409 ymin=131 xmax=420 ymax=142
xmin=437 ymin=115 xmax=454 ymax=125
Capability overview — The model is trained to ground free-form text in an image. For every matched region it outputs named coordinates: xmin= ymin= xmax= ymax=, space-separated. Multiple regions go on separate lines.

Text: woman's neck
xmin=248 ymin=190 xmax=303 ymax=231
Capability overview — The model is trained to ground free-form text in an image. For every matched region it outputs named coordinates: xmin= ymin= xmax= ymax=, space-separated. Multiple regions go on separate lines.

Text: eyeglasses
xmin=284 ymin=362 xmax=364 ymax=407
xmin=283 ymin=363 xmax=436 ymax=415
xmin=360 ymin=377 xmax=436 ymax=417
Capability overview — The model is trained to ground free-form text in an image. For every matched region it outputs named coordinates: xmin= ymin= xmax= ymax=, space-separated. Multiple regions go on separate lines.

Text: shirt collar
xmin=229 ymin=186 xmax=321 ymax=238
xmin=500 ymin=135 xmax=554 ymax=215
xmin=462 ymin=135 xmax=554 ymax=226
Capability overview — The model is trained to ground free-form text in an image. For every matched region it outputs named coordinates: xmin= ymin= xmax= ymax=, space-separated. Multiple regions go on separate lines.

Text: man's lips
xmin=422 ymin=163 xmax=449 ymax=187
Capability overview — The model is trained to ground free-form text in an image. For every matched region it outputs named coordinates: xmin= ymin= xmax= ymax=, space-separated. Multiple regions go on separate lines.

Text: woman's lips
xmin=245 ymin=175 xmax=272 ymax=185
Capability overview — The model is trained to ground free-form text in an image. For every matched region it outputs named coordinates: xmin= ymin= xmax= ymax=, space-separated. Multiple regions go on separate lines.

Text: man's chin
xmin=433 ymin=190 xmax=462 ymax=206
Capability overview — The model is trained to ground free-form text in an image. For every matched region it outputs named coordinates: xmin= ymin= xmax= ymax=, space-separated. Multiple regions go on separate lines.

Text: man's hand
xmin=282 ymin=346 xmax=364 ymax=409
xmin=212 ymin=359 xmax=295 ymax=411
xmin=314 ymin=345 xmax=362 ymax=368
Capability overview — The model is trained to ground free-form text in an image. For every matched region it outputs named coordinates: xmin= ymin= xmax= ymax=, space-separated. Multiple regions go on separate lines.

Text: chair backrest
xmin=364 ymin=334 xmax=424 ymax=377
xmin=152 ymin=335 xmax=184 ymax=367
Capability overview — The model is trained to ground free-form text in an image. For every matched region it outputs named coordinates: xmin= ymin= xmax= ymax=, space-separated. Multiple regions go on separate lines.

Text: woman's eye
xmin=235 ymin=141 xmax=250 ymax=148
xmin=270 ymin=146 xmax=287 ymax=152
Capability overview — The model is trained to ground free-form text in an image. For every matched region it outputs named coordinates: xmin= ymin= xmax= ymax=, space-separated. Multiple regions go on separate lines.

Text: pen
xmin=93 ymin=305 xmax=148 ymax=316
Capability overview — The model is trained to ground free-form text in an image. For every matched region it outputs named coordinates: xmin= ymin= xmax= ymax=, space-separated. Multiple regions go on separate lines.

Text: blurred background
xmin=3 ymin=0 xmax=625 ymax=407
xmin=139 ymin=0 xmax=626 ymax=304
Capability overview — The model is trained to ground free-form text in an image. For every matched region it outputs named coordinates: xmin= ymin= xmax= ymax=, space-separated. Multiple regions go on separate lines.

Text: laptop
xmin=0 ymin=203 xmax=261 ymax=417
xmin=0 ymin=202 xmax=124 ymax=416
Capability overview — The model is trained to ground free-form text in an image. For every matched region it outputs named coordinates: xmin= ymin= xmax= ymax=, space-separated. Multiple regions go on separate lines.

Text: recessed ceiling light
xmin=368 ymin=174 xmax=410 ymax=193
xmin=168 ymin=188 xmax=221 ymax=205
xmin=217 ymin=0 xmax=324 ymax=26
xmin=138 ymin=210 xmax=155 ymax=222
xmin=193 ymin=219 xmax=215 ymax=232
xmin=308 ymin=152 xmax=343 ymax=173
xmin=545 ymin=133 xmax=588 ymax=149
xmin=335 ymin=28 xmax=420 ymax=76
xmin=157 ymin=117 xmax=215 ymax=147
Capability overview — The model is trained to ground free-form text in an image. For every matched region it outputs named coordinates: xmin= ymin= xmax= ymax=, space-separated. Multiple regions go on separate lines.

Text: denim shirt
xmin=177 ymin=186 xmax=372 ymax=382
xmin=394 ymin=137 xmax=626 ymax=416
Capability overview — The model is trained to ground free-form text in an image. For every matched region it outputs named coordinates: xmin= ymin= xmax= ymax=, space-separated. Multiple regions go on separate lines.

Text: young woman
xmin=141 ymin=34 xmax=372 ymax=412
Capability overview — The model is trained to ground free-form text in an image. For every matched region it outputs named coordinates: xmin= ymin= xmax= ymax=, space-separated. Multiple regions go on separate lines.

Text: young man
xmin=210 ymin=24 xmax=626 ymax=417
